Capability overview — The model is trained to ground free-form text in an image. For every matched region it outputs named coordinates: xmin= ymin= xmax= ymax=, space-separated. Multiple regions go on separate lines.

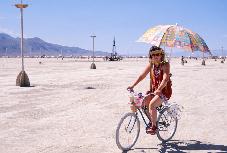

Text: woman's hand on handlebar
xmin=127 ymin=86 xmax=134 ymax=92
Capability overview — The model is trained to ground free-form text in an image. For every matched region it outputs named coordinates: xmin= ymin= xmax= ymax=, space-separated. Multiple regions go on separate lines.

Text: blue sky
xmin=0 ymin=0 xmax=227 ymax=56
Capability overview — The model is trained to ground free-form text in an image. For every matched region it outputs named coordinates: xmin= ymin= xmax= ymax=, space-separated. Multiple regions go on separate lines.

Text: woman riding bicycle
xmin=127 ymin=46 xmax=172 ymax=135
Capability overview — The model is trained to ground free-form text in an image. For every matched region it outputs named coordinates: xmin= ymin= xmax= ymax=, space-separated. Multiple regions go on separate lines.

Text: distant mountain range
xmin=0 ymin=33 xmax=110 ymax=57
xmin=1 ymin=33 xmax=224 ymax=58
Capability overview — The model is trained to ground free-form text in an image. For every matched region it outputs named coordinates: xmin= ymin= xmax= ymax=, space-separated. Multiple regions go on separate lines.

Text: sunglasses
xmin=151 ymin=53 xmax=162 ymax=57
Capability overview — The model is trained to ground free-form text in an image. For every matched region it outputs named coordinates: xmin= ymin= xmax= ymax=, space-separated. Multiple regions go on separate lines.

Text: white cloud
xmin=0 ymin=26 xmax=19 ymax=37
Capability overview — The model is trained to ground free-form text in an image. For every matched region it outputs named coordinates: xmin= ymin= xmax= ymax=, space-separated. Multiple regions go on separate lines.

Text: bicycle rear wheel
xmin=116 ymin=112 xmax=140 ymax=151
xmin=156 ymin=108 xmax=178 ymax=142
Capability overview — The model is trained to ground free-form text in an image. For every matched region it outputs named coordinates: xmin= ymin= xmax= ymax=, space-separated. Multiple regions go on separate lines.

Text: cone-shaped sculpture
xmin=90 ymin=63 xmax=96 ymax=69
xmin=16 ymin=70 xmax=30 ymax=87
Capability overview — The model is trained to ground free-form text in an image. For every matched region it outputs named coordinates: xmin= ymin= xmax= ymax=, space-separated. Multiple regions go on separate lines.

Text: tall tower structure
xmin=108 ymin=37 xmax=122 ymax=61
xmin=112 ymin=37 xmax=117 ymax=56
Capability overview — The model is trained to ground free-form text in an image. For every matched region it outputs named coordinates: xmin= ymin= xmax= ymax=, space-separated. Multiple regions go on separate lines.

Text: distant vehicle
xmin=107 ymin=53 xmax=123 ymax=61
xmin=41 ymin=54 xmax=46 ymax=58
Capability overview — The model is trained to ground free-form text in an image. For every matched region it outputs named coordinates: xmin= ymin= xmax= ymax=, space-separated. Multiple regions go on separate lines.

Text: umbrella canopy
xmin=137 ymin=24 xmax=211 ymax=55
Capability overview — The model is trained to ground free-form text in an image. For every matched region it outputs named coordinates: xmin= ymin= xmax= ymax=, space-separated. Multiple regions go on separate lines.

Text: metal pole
xmin=90 ymin=35 xmax=96 ymax=63
xmin=90 ymin=35 xmax=96 ymax=69
xmin=15 ymin=1 xmax=28 ymax=71
xmin=92 ymin=37 xmax=94 ymax=63
xmin=20 ymin=7 xmax=24 ymax=71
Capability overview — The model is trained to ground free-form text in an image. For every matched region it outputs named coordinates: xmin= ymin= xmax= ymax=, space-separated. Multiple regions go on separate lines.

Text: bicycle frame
xmin=136 ymin=106 xmax=150 ymax=128
xmin=128 ymin=90 xmax=171 ymax=130
xmin=135 ymin=105 xmax=166 ymax=127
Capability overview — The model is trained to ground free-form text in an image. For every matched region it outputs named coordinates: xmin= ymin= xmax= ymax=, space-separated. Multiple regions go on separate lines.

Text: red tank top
xmin=150 ymin=63 xmax=172 ymax=99
xmin=151 ymin=64 xmax=163 ymax=92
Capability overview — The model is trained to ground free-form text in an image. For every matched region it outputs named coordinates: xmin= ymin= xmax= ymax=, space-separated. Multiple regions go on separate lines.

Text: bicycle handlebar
xmin=127 ymin=89 xmax=155 ymax=99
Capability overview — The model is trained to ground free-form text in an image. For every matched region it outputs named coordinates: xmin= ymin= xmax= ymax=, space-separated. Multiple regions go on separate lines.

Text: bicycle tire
xmin=116 ymin=112 xmax=140 ymax=151
xmin=156 ymin=108 xmax=178 ymax=142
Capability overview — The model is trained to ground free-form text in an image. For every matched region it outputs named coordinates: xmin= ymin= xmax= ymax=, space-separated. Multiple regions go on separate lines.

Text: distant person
xmin=181 ymin=56 xmax=184 ymax=65
xmin=127 ymin=46 xmax=172 ymax=135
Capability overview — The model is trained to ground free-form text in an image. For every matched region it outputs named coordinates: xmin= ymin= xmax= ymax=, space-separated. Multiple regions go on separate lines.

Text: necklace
xmin=153 ymin=64 xmax=161 ymax=78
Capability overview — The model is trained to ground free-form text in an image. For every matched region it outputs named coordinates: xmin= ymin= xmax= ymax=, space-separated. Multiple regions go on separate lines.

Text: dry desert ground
xmin=0 ymin=57 xmax=227 ymax=153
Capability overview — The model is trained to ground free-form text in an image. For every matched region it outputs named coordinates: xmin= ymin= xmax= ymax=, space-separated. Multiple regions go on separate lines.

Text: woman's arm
xmin=157 ymin=63 xmax=170 ymax=91
xmin=128 ymin=63 xmax=151 ymax=89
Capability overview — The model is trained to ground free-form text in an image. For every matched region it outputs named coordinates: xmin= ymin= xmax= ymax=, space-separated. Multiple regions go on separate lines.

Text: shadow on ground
xmin=123 ymin=140 xmax=227 ymax=153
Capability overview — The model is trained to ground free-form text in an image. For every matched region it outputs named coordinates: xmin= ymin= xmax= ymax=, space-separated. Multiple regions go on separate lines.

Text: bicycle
xmin=115 ymin=90 xmax=182 ymax=151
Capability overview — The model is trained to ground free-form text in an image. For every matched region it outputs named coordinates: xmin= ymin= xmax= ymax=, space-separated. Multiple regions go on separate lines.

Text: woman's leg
xmin=149 ymin=95 xmax=162 ymax=127
xmin=144 ymin=94 xmax=153 ymax=122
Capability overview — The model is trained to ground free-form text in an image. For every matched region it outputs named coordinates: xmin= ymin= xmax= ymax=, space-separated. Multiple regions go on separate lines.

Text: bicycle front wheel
xmin=156 ymin=108 xmax=178 ymax=142
xmin=116 ymin=112 xmax=140 ymax=151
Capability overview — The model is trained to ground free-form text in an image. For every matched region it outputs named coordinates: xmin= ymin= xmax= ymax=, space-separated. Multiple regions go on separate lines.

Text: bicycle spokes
xmin=157 ymin=108 xmax=178 ymax=142
xmin=125 ymin=116 xmax=137 ymax=133
xmin=116 ymin=113 xmax=140 ymax=151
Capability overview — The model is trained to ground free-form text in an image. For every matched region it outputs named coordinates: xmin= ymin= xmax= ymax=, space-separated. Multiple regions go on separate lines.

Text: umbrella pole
xmin=168 ymin=47 xmax=172 ymax=62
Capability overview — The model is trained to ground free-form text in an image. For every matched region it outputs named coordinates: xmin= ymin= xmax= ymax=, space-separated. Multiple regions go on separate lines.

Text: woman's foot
xmin=146 ymin=122 xmax=152 ymax=131
xmin=146 ymin=125 xmax=157 ymax=135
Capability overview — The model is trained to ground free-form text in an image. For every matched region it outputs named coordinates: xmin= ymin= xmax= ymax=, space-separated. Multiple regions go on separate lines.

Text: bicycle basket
xmin=130 ymin=104 xmax=137 ymax=112
xmin=134 ymin=96 xmax=143 ymax=107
